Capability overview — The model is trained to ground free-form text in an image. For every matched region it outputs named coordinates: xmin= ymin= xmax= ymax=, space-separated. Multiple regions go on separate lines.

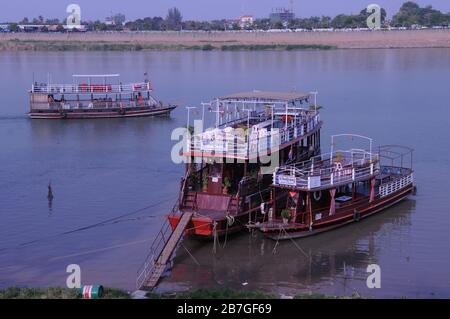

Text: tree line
xmin=4 ymin=2 xmax=449 ymax=32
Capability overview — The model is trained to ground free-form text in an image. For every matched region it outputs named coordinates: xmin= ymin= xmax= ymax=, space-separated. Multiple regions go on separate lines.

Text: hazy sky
xmin=1 ymin=0 xmax=449 ymax=22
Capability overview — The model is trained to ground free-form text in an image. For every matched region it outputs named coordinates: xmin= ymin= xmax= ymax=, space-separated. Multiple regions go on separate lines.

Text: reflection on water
xmin=0 ymin=50 xmax=450 ymax=297
xmin=162 ymin=200 xmax=415 ymax=297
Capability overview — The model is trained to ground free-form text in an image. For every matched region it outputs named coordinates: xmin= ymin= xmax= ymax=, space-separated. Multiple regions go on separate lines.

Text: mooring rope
xmin=0 ymin=194 xmax=176 ymax=252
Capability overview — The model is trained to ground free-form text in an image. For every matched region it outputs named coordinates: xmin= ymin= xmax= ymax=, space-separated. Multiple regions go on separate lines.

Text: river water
xmin=0 ymin=49 xmax=449 ymax=298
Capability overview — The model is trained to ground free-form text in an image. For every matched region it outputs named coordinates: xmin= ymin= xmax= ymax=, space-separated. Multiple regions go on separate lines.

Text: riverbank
xmin=1 ymin=29 xmax=449 ymax=51
xmin=0 ymin=287 xmax=130 ymax=299
xmin=0 ymin=287 xmax=363 ymax=299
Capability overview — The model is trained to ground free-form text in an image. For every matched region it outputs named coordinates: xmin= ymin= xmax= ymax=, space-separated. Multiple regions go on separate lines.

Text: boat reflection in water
xmin=159 ymin=198 xmax=415 ymax=297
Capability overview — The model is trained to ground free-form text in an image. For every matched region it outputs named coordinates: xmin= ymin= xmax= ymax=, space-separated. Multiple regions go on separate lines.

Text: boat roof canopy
xmin=72 ymin=74 xmax=120 ymax=78
xmin=219 ymin=91 xmax=310 ymax=103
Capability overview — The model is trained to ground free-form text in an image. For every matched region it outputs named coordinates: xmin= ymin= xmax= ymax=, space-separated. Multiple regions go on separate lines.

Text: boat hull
xmin=258 ymin=185 xmax=414 ymax=240
xmin=168 ymin=207 xmax=261 ymax=239
xmin=28 ymin=106 xmax=176 ymax=119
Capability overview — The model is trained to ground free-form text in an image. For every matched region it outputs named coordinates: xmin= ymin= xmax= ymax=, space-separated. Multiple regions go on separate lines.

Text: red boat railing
xmin=31 ymin=82 xmax=152 ymax=94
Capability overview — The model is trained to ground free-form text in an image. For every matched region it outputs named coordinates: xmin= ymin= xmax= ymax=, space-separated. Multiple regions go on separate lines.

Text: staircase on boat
xmin=182 ymin=191 xmax=197 ymax=210
xmin=136 ymin=211 xmax=193 ymax=290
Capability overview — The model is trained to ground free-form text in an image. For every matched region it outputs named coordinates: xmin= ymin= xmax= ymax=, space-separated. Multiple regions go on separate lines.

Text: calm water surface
xmin=0 ymin=49 xmax=449 ymax=298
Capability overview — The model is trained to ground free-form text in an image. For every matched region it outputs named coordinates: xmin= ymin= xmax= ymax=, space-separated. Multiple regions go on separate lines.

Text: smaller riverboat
xmin=29 ymin=74 xmax=176 ymax=119
xmin=248 ymin=134 xmax=415 ymax=240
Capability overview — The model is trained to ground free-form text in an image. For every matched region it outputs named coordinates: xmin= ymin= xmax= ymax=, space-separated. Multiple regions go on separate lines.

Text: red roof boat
xmin=248 ymin=134 xmax=416 ymax=240
xmin=28 ymin=74 xmax=176 ymax=119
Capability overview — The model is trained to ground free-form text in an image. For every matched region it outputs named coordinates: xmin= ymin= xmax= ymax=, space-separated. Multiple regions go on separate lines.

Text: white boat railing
xmin=379 ymin=173 xmax=413 ymax=197
xmin=31 ymin=82 xmax=152 ymax=94
xmin=188 ymin=113 xmax=320 ymax=158
xmin=273 ymin=150 xmax=380 ymax=190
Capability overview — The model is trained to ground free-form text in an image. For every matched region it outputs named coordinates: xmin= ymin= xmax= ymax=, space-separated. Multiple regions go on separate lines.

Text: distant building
xmin=18 ymin=24 xmax=45 ymax=32
xmin=0 ymin=24 xmax=10 ymax=32
xmin=105 ymin=17 xmax=115 ymax=26
xmin=238 ymin=15 xmax=254 ymax=29
xmin=269 ymin=8 xmax=295 ymax=24
xmin=270 ymin=0 xmax=295 ymax=24
xmin=63 ymin=25 xmax=87 ymax=32
xmin=105 ymin=14 xmax=126 ymax=26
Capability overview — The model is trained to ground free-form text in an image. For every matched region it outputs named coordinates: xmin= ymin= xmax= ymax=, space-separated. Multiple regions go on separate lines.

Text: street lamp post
xmin=186 ymin=106 xmax=197 ymax=132
xmin=309 ymin=91 xmax=318 ymax=114
xmin=200 ymin=102 xmax=211 ymax=125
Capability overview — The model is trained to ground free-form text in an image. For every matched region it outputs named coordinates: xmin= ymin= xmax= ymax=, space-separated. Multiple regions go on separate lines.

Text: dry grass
xmin=1 ymin=29 xmax=449 ymax=51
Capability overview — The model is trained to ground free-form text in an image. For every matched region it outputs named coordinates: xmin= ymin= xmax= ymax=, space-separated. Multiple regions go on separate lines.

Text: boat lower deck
xmin=255 ymin=184 xmax=414 ymax=240
xmin=29 ymin=106 xmax=176 ymax=119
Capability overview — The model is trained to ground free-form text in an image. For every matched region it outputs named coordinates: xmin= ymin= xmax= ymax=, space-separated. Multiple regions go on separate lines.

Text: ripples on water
xmin=0 ymin=50 xmax=449 ymax=297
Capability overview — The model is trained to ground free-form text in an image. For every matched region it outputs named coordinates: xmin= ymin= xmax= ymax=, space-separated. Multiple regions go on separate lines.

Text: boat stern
xmin=168 ymin=213 xmax=214 ymax=238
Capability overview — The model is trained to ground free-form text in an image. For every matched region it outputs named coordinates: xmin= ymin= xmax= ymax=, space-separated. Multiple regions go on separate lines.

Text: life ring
xmin=313 ymin=191 xmax=322 ymax=201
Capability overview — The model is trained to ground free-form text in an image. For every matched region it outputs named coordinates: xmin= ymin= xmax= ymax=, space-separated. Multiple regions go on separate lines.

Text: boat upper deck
xmin=31 ymin=81 xmax=152 ymax=95
xmin=184 ymin=91 xmax=321 ymax=160
xmin=273 ymin=148 xmax=380 ymax=191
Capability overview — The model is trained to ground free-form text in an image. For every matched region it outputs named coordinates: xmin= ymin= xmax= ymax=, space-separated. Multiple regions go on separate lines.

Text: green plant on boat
xmin=202 ymin=174 xmax=209 ymax=191
xmin=222 ymin=177 xmax=232 ymax=194
xmin=281 ymin=209 xmax=291 ymax=223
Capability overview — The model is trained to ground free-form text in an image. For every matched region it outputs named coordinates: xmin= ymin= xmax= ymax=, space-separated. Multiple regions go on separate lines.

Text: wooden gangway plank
xmin=137 ymin=211 xmax=193 ymax=290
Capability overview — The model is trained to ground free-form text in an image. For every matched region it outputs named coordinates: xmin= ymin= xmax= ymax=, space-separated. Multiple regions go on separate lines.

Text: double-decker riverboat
xmin=249 ymin=134 xmax=415 ymax=240
xmin=168 ymin=91 xmax=322 ymax=239
xmin=29 ymin=74 xmax=176 ymax=119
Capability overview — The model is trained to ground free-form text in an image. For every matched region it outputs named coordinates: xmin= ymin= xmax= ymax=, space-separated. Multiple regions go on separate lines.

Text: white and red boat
xmin=28 ymin=74 xmax=176 ymax=119
xmin=249 ymin=134 xmax=416 ymax=240
xmin=168 ymin=91 xmax=323 ymax=239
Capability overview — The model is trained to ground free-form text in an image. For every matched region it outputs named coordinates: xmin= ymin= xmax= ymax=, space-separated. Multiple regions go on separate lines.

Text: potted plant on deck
xmin=222 ymin=177 xmax=231 ymax=195
xmin=281 ymin=209 xmax=291 ymax=224
xmin=202 ymin=174 xmax=208 ymax=192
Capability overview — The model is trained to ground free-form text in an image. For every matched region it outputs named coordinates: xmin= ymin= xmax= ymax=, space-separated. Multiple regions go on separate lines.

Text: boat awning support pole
xmin=329 ymin=188 xmax=336 ymax=216
xmin=370 ymin=177 xmax=376 ymax=203
xmin=307 ymin=192 xmax=312 ymax=230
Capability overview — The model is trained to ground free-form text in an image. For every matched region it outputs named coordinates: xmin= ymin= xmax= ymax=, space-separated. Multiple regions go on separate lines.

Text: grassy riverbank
xmin=1 ymin=29 xmax=449 ymax=51
xmin=0 ymin=287 xmax=364 ymax=299
xmin=0 ymin=287 xmax=130 ymax=299
xmin=0 ymin=39 xmax=335 ymax=51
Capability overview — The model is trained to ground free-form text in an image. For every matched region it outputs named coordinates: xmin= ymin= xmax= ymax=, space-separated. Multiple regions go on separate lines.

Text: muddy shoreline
xmin=1 ymin=29 xmax=449 ymax=51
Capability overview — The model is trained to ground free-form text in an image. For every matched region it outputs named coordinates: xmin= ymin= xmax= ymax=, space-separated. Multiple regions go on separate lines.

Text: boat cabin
xmin=254 ymin=134 xmax=415 ymax=239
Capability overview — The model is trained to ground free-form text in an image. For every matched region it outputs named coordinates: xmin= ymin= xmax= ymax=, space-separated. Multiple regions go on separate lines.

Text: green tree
xmin=45 ymin=18 xmax=60 ymax=25
xmin=231 ymin=22 xmax=241 ymax=30
xmin=113 ymin=13 xmax=126 ymax=26
xmin=8 ymin=23 xmax=19 ymax=32
xmin=166 ymin=7 xmax=182 ymax=30
xmin=392 ymin=1 xmax=448 ymax=27
xmin=272 ymin=21 xmax=284 ymax=29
